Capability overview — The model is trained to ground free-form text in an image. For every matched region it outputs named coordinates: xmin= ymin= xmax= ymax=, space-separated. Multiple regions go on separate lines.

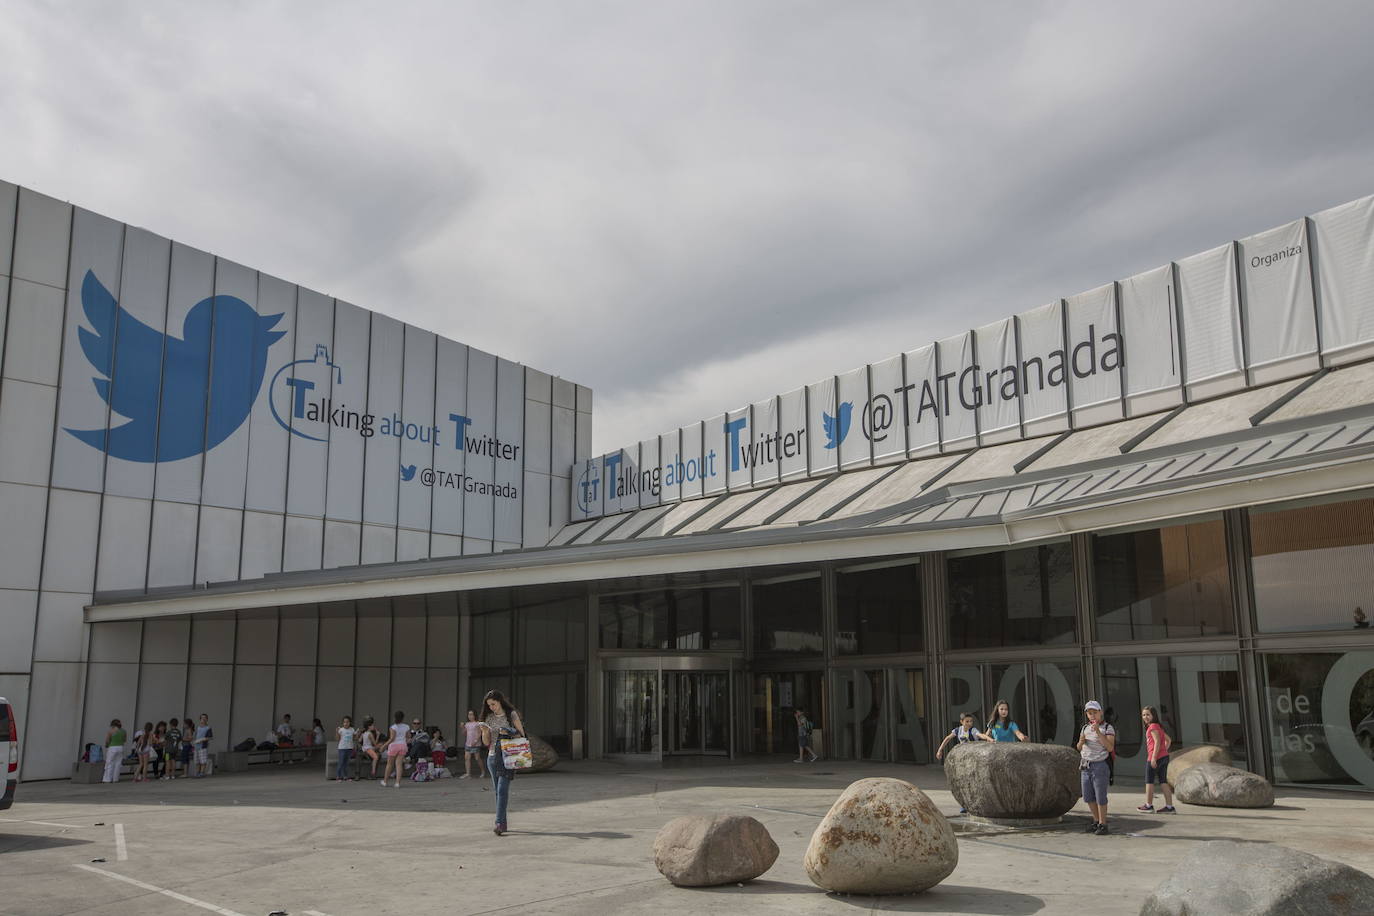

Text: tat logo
xmin=66 ymin=271 xmax=286 ymax=462
xmin=268 ymin=344 xmax=374 ymax=441
xmin=822 ymin=401 xmax=853 ymax=449
xmin=576 ymin=459 xmax=602 ymax=516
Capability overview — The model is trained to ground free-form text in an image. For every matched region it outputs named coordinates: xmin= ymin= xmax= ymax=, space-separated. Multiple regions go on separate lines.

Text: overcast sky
xmin=4 ymin=2 xmax=1373 ymax=454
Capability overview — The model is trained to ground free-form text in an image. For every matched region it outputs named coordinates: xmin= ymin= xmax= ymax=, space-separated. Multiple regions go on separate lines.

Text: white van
xmin=1 ymin=697 xmax=16 ymax=809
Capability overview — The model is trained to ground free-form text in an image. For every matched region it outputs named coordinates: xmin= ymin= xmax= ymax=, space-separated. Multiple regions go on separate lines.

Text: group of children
xmin=331 ymin=712 xmax=450 ymax=784
xmin=936 ymin=700 xmax=1177 ymax=832
xmin=329 ymin=708 xmax=501 ymax=786
xmin=95 ymin=714 xmax=215 ymax=783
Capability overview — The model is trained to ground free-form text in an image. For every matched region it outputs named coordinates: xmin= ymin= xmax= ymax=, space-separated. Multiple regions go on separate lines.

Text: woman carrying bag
xmin=480 ymin=690 xmax=526 ymax=836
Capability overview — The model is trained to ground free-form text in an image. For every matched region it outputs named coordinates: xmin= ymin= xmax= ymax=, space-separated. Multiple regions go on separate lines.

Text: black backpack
xmin=234 ymin=737 xmax=256 ymax=752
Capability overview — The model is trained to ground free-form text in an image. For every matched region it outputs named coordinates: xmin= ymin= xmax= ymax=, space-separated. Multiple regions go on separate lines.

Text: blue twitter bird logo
xmin=66 ymin=270 xmax=286 ymax=462
xmin=822 ymin=401 xmax=853 ymax=449
xmin=400 ymin=464 xmax=417 ymax=481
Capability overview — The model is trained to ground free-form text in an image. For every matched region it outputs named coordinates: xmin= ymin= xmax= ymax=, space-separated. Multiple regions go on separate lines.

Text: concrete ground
xmin=2 ymin=758 xmax=1372 ymax=916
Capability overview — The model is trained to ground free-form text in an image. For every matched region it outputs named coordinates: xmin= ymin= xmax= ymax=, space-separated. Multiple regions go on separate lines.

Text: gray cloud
xmin=3 ymin=1 xmax=1372 ymax=454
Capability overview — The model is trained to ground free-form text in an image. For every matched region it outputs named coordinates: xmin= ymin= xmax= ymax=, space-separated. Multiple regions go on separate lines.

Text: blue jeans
xmin=336 ymin=747 xmax=354 ymax=780
xmin=490 ymin=753 xmax=511 ymax=826
xmin=1081 ymin=759 xmax=1110 ymax=806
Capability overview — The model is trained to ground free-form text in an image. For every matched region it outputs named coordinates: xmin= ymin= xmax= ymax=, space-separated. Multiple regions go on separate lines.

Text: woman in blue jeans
xmin=1076 ymin=700 xmax=1116 ymax=835
xmin=480 ymin=690 xmax=525 ymax=836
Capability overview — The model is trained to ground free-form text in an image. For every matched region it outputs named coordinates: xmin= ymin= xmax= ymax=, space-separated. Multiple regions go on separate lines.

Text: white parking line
xmin=73 ymin=864 xmax=249 ymax=916
xmin=303 ymin=910 xmax=333 ymax=915
xmin=114 ymin=823 xmax=128 ymax=861
xmin=0 ymin=818 xmax=90 ymax=829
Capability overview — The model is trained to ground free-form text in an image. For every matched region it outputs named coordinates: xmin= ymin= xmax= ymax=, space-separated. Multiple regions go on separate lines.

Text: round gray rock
xmin=526 ymin=733 xmax=559 ymax=772
xmin=944 ymin=742 xmax=1080 ymax=820
xmin=653 ymin=814 xmax=779 ymax=887
xmin=1173 ymin=763 xmax=1274 ymax=808
xmin=1141 ymin=840 xmax=1374 ymax=915
xmin=1166 ymin=743 xmax=1232 ymax=785
xmin=804 ymin=777 xmax=957 ymax=895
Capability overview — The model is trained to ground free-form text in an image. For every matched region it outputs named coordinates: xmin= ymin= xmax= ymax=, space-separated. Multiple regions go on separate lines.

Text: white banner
xmin=1312 ymin=195 xmax=1374 ymax=364
xmin=1015 ymin=301 xmax=1069 ymax=436
xmin=807 ymin=377 xmax=838 ymax=476
xmin=937 ymin=332 xmax=977 ymax=449
xmin=750 ymin=395 xmax=781 ymax=486
xmin=974 ymin=317 xmax=1020 ymax=442
xmin=778 ymin=386 xmax=808 ymax=479
xmin=1118 ymin=264 xmax=1182 ymax=415
xmin=1065 ymin=283 xmax=1123 ymax=425
xmin=837 ymin=366 xmax=871 ymax=470
xmin=867 ymin=354 xmax=905 ymax=463
xmin=1239 ymin=219 xmax=1319 ymax=383
xmin=903 ymin=344 xmax=940 ymax=456
xmin=1176 ymin=242 xmax=1245 ymax=397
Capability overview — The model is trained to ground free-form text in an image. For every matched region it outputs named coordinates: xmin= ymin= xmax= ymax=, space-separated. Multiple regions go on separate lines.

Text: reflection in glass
xmin=1263 ymin=651 xmax=1374 ymax=789
xmin=1034 ymin=661 xmax=1082 ymax=746
xmin=947 ymin=543 xmax=1075 ymax=649
xmin=1092 ymin=520 xmax=1233 ymax=641
xmin=834 ymin=669 xmax=886 ymax=760
xmin=945 ymin=664 xmax=985 ymax=737
xmin=752 ymin=576 xmax=823 ymax=655
xmin=1098 ymin=654 xmax=1245 ymax=780
xmin=752 ymin=671 xmax=824 ymax=754
xmin=894 ymin=669 xmax=930 ymax=763
xmin=836 ymin=562 xmax=922 ymax=655
xmin=988 ymin=663 xmax=1030 ymax=736
xmin=605 ymin=670 xmax=658 ymax=754
xmin=1251 ymin=497 xmax=1374 ymax=633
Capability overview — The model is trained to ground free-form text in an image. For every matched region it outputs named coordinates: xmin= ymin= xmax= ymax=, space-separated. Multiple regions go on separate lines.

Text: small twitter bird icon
xmin=66 ymin=270 xmax=286 ymax=462
xmin=400 ymin=464 xmax=417 ymax=481
xmin=822 ymin=401 xmax=853 ymax=449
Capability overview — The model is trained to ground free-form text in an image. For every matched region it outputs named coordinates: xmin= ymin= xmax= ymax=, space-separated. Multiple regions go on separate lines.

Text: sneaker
xmin=459 ymin=774 xmax=470 ymax=779
xmin=1160 ymin=805 xmax=1176 ymax=813
xmin=1137 ymin=804 xmax=1155 ymax=812
xmin=793 ymin=758 xmax=804 ymax=763
xmin=1084 ymin=821 xmax=1099 ymax=833
xmin=1095 ymin=823 xmax=1109 ymax=835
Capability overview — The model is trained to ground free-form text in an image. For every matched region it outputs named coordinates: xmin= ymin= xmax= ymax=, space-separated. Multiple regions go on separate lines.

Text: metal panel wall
xmin=1176 ymin=242 xmax=1245 ymax=398
xmin=973 ymin=318 xmax=1021 ymax=443
xmin=1065 ymin=284 xmax=1124 ymax=427
xmin=1118 ymin=265 xmax=1183 ymax=416
xmin=1312 ymin=195 xmax=1374 ymax=365
xmin=1239 ymin=219 xmax=1319 ymax=384
xmin=153 ymin=243 xmax=215 ymax=504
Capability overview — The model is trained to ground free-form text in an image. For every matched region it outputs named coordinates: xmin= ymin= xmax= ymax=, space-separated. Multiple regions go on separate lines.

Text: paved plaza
xmin=2 ymin=759 xmax=1372 ymax=915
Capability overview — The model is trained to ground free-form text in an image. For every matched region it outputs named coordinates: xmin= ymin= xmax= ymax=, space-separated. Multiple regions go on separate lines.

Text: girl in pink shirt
xmin=1138 ymin=706 xmax=1176 ymax=813
xmin=462 ymin=709 xmax=487 ymax=779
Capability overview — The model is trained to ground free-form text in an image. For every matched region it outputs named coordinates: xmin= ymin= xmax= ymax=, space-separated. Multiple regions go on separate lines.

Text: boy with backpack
xmin=793 ymin=708 xmax=819 ymax=763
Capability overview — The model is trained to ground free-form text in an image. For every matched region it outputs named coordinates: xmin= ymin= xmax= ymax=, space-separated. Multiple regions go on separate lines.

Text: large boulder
xmin=944 ymin=742 xmax=1079 ymax=821
xmin=804 ymin=777 xmax=957 ymax=896
xmin=1141 ymin=840 xmax=1374 ymax=915
xmin=1173 ymin=763 xmax=1274 ymax=808
xmin=1166 ymin=744 xmax=1231 ymax=785
xmin=526 ymin=733 xmax=559 ymax=772
xmin=653 ymin=814 xmax=778 ymax=887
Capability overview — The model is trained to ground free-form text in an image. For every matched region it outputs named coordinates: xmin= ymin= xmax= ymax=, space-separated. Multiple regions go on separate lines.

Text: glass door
xmin=606 ymin=670 xmax=659 ymax=755
xmin=664 ymin=671 xmax=731 ymax=755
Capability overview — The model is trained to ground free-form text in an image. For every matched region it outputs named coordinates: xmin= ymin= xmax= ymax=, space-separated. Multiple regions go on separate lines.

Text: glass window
xmin=946 ymin=543 xmax=1076 ymax=649
xmin=1262 ymin=651 xmax=1374 ymax=790
xmin=598 ymin=586 xmax=741 ymax=650
xmin=836 ymin=561 xmax=922 ymax=655
xmin=516 ymin=590 xmax=586 ymax=665
xmin=752 ymin=575 xmax=823 ymax=655
xmin=893 ymin=668 xmax=930 ymax=764
xmin=945 ymin=664 xmax=986 ymax=735
xmin=1250 ymin=497 xmax=1374 ymax=633
xmin=752 ymin=671 xmax=824 ymax=755
xmin=1034 ymin=661 xmax=1083 ymax=746
xmin=1098 ymin=654 xmax=1246 ymax=781
xmin=1093 ymin=520 xmax=1234 ymax=641
xmin=469 ymin=610 xmax=511 ymax=668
